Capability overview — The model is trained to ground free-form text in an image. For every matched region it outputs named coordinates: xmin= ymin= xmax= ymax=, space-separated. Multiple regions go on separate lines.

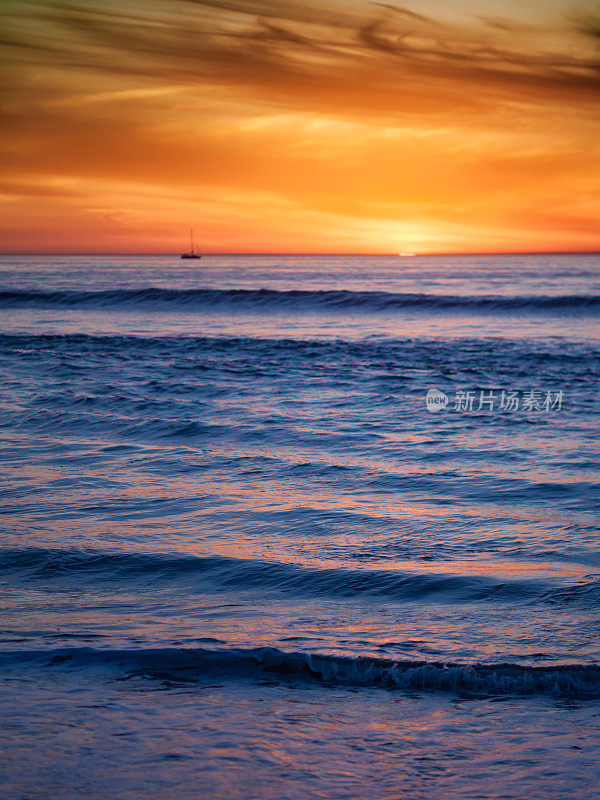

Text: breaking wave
xmin=3 ymin=645 xmax=600 ymax=699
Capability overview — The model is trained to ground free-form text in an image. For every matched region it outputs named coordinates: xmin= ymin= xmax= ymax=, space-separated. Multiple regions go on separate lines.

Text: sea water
xmin=0 ymin=254 xmax=599 ymax=799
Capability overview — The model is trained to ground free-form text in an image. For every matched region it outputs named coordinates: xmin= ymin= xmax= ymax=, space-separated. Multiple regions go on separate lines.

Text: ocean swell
xmin=1 ymin=288 xmax=598 ymax=314
xmin=2 ymin=547 xmax=598 ymax=608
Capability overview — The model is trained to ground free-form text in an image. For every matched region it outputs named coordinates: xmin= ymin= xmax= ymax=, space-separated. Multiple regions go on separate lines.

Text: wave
xmin=2 ymin=645 xmax=600 ymax=698
xmin=1 ymin=288 xmax=598 ymax=314
xmin=2 ymin=547 xmax=598 ymax=608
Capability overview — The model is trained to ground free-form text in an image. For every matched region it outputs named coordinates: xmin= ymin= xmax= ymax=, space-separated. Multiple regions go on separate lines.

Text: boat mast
xmin=190 ymin=228 xmax=194 ymax=255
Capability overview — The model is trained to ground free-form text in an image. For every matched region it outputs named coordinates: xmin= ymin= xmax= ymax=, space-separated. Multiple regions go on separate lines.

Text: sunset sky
xmin=1 ymin=0 xmax=599 ymax=253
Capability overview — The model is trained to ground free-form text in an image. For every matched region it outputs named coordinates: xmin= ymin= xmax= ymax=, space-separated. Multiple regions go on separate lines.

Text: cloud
xmin=1 ymin=0 xmax=599 ymax=253
xmin=2 ymin=0 xmax=599 ymax=119
xmin=477 ymin=16 xmax=538 ymax=33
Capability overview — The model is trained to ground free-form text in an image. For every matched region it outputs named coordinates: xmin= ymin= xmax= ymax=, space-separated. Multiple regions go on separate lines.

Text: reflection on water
xmin=1 ymin=254 xmax=599 ymax=799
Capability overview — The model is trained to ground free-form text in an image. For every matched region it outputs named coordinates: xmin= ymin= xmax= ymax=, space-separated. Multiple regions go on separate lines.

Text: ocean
xmin=1 ymin=253 xmax=599 ymax=799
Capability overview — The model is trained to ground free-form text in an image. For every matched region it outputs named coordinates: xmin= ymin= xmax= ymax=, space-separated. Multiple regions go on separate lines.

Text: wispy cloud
xmin=3 ymin=1 xmax=599 ymax=110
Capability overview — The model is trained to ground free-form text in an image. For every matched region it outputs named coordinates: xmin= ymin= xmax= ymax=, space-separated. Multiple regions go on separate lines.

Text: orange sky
xmin=1 ymin=0 xmax=599 ymax=253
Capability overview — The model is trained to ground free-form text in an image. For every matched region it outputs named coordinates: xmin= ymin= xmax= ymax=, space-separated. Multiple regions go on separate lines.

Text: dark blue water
xmin=1 ymin=254 xmax=599 ymax=799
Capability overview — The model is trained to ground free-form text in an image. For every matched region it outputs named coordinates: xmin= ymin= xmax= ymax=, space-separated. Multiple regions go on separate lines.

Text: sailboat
xmin=181 ymin=228 xmax=201 ymax=259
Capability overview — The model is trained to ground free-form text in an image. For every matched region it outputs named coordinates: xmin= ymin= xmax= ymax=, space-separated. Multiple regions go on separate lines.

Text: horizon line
xmin=1 ymin=250 xmax=599 ymax=257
